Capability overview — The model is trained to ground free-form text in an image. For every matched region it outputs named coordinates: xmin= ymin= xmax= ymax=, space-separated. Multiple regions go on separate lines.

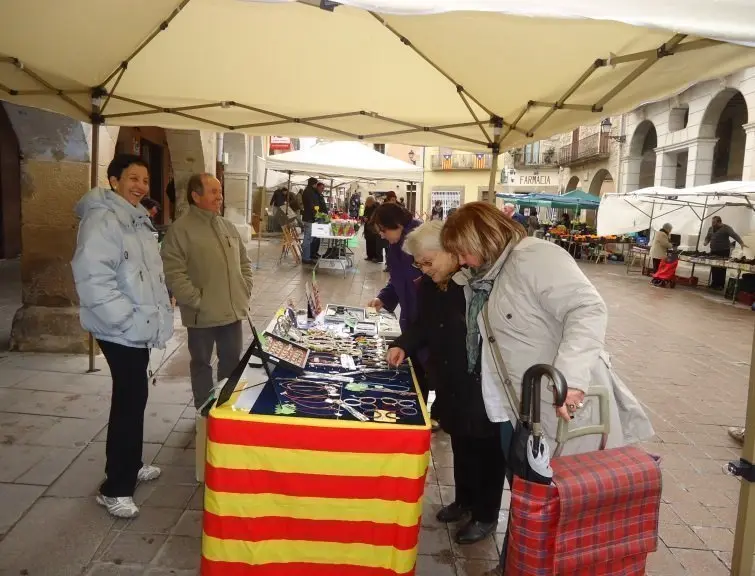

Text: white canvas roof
xmin=597 ymin=181 xmax=755 ymax=236
xmin=265 ymin=141 xmax=423 ymax=182
xmin=2 ymin=1 xmax=755 ymax=151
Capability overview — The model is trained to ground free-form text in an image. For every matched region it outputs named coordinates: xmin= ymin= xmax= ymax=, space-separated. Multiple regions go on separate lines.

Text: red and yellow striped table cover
xmin=201 ymin=381 xmax=431 ymax=575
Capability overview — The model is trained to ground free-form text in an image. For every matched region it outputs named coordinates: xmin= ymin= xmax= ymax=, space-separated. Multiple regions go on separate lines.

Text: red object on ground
xmin=505 ymin=446 xmax=662 ymax=576
xmin=737 ymin=291 xmax=755 ymax=306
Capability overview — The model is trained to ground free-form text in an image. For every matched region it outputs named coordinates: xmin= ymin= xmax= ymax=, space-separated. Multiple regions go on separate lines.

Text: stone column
xmin=686 ymin=138 xmax=718 ymax=187
xmin=620 ymin=156 xmax=640 ymax=193
xmin=222 ymin=133 xmax=252 ymax=242
xmin=742 ymin=122 xmax=755 ymax=181
xmin=655 ymin=152 xmax=678 ymax=188
xmin=5 ymin=105 xmax=117 ymax=353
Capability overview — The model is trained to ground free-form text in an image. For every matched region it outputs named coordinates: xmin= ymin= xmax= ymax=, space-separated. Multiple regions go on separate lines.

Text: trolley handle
xmin=554 ymin=385 xmax=610 ymax=457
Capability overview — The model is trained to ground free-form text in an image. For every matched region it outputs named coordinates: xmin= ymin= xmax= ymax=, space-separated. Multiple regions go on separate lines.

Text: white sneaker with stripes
xmin=96 ymin=494 xmax=139 ymax=518
xmin=137 ymin=465 xmax=161 ymax=482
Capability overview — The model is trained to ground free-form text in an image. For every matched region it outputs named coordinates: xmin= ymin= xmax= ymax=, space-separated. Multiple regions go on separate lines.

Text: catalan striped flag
xmin=474 ymin=154 xmax=487 ymax=169
xmin=202 ymin=389 xmax=431 ymax=575
xmin=441 ymin=155 xmax=452 ymax=170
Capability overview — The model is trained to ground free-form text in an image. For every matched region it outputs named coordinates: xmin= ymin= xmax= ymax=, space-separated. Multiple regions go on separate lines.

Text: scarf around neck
xmin=465 ymin=241 xmax=517 ymax=372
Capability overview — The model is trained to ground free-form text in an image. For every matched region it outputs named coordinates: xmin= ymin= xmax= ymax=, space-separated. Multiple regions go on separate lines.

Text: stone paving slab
xmin=0 ymin=241 xmax=753 ymax=575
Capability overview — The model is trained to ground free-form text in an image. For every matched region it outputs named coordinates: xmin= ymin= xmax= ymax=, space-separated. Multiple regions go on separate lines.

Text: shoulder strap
xmin=482 ymin=302 xmax=521 ymax=422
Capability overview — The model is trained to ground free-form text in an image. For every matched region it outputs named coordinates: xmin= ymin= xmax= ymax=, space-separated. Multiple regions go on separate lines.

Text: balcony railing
xmin=559 ymin=133 xmax=610 ymax=166
xmin=430 ymin=153 xmax=492 ymax=170
xmin=512 ymin=150 xmax=558 ymax=169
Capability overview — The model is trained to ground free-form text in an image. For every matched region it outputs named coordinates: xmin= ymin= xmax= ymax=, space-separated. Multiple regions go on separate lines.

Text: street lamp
xmin=408 ymin=149 xmax=416 ymax=165
xmin=600 ymin=118 xmax=626 ymax=143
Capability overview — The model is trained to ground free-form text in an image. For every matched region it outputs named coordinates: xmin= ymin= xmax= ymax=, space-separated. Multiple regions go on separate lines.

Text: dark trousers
xmin=311 ymin=237 xmax=322 ymax=258
xmin=410 ymin=355 xmax=429 ymax=405
xmin=652 ymin=258 xmax=662 ymax=273
xmin=98 ymin=340 xmax=150 ymax=498
xmin=710 ymin=248 xmax=731 ymax=290
xmin=451 ymin=429 xmax=507 ymax=523
xmin=364 ymin=230 xmax=378 ymax=260
xmin=187 ymin=321 xmax=243 ymax=409
xmin=374 ymin=237 xmax=387 ymax=263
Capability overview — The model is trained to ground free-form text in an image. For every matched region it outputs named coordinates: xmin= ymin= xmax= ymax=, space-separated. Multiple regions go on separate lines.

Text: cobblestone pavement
xmin=0 ymin=239 xmax=753 ymax=575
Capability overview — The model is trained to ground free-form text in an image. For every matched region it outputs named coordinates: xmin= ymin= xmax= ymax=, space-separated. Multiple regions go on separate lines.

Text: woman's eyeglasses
xmin=412 ymin=260 xmax=433 ymax=270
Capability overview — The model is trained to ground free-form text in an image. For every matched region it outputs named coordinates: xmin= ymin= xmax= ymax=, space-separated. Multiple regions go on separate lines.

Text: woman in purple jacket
xmin=366 ymin=203 xmax=432 ymax=410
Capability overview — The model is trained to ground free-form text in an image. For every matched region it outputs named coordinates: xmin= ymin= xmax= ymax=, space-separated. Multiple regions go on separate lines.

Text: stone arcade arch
xmin=588 ymin=169 xmax=615 ymax=197
xmin=565 ymin=176 xmax=580 ymax=192
xmin=700 ymin=89 xmax=748 ymax=183
xmin=627 ymin=120 xmax=657 ymax=191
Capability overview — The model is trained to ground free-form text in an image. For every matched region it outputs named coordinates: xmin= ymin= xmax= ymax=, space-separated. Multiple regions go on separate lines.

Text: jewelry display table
xmin=200 ymin=315 xmax=431 ymax=575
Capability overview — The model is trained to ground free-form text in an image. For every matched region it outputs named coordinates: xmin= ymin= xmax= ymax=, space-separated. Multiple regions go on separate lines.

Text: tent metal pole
xmin=694 ymin=196 xmax=709 ymax=252
xmin=730 ymin=324 xmax=755 ymax=576
xmin=255 ymin=168 xmax=268 ymax=270
xmin=487 ymin=152 xmax=499 ymax=205
xmin=87 ymin=97 xmax=102 ymax=374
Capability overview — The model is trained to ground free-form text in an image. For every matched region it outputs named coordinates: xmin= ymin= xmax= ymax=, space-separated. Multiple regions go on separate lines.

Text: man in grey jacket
xmin=162 ymin=173 xmax=254 ymax=409
xmin=704 ymin=216 xmax=746 ymax=290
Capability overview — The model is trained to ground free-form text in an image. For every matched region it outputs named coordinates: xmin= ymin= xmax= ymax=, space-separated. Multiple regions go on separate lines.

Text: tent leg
xmin=730 ymin=323 xmax=755 ymax=576
xmin=255 ymin=169 xmax=268 ymax=270
xmin=694 ymin=197 xmax=708 ymax=252
xmin=487 ymin=152 xmax=499 ymax=205
xmin=87 ymin=107 xmax=101 ymax=374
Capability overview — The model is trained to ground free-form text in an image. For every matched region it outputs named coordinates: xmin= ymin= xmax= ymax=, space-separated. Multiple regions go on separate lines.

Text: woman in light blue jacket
xmin=71 ymin=154 xmax=174 ymax=519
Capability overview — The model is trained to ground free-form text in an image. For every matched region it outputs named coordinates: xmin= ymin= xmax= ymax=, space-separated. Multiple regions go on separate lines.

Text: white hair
xmin=403 ymin=221 xmax=444 ymax=257
xmin=503 ymin=203 xmax=515 ymax=210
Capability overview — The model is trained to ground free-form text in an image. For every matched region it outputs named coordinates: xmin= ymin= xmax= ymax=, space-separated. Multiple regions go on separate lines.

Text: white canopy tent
xmin=265 ymin=141 xmax=423 ymax=182
xmin=2 ymin=0 xmax=755 ymax=158
xmin=598 ymin=182 xmax=755 ymax=248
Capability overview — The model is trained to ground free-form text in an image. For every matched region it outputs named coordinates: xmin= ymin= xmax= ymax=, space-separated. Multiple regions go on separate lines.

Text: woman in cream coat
xmin=442 ymin=202 xmax=653 ymax=456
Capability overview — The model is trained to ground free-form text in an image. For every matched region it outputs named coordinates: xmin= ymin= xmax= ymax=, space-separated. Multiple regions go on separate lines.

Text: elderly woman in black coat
xmin=386 ymin=221 xmax=506 ymax=545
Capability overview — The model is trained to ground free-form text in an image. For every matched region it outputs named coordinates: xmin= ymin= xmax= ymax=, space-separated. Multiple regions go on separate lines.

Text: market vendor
xmin=704 ymin=216 xmax=747 ymax=290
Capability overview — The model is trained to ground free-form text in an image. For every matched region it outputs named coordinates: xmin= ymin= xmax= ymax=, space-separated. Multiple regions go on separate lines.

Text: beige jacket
xmin=650 ymin=230 xmax=672 ymax=260
xmin=161 ymin=205 xmax=253 ymax=328
xmin=457 ymin=237 xmax=654 ymax=456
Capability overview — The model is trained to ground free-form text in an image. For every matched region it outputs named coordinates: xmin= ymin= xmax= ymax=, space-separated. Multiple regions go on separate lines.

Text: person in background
xmin=399 ymin=197 xmax=406 ymax=207
xmin=161 ymin=173 xmax=254 ymax=411
xmin=705 ymin=215 xmax=747 ymax=290
xmin=511 ymin=206 xmax=528 ymax=226
xmin=72 ymin=154 xmax=174 ymax=518
xmin=561 ymin=212 xmax=572 ymax=230
xmin=270 ymin=187 xmax=287 ymax=210
xmin=527 ymin=207 xmax=540 ymax=236
xmin=362 ymin=196 xmax=382 ymax=263
xmin=384 ymin=190 xmax=398 ymax=204
xmin=366 ymin=203 xmax=431 ymax=411
xmin=349 ymin=191 xmax=361 ymax=219
xmin=650 ymin=223 xmax=673 ymax=272
xmin=387 ymin=221 xmax=505 ymax=544
xmin=431 ymin=200 xmax=444 ymax=221
xmin=140 ymin=197 xmax=161 ymax=222
xmin=301 ymin=178 xmax=325 ymax=264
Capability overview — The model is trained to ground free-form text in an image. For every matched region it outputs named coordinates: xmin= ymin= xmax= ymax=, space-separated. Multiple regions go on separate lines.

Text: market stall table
xmin=312 ymin=223 xmax=358 ymax=277
xmin=200 ymin=315 xmax=431 ymax=575
xmin=677 ymin=254 xmax=755 ymax=302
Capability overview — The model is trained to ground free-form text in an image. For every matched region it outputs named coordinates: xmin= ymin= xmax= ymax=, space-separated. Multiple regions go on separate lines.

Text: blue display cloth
xmin=250 ymin=361 xmax=426 ymax=427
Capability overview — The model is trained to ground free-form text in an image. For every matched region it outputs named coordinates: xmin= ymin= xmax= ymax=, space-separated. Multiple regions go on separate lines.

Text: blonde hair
xmin=403 ymin=221 xmax=444 ymax=257
xmin=365 ymin=195 xmax=376 ymax=208
xmin=442 ymin=201 xmax=526 ymax=266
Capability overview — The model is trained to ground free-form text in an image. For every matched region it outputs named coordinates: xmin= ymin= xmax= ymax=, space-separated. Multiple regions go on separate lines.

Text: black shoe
xmin=436 ymin=502 xmax=471 ymax=523
xmin=455 ymin=519 xmax=497 ymax=545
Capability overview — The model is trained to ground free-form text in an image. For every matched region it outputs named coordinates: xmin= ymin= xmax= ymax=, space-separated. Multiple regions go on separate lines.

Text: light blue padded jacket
xmin=71 ymin=187 xmax=174 ymax=349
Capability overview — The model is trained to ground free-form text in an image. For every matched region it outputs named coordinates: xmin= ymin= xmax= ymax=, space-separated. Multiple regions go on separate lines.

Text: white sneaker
xmin=96 ymin=494 xmax=139 ymax=518
xmin=137 ymin=465 xmax=161 ymax=482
